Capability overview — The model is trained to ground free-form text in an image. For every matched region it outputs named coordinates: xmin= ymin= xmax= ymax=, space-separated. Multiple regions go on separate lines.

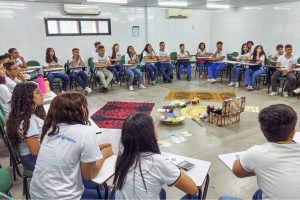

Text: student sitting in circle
xmin=196 ymin=42 xmax=209 ymax=79
xmin=6 ymin=82 xmax=45 ymax=170
xmin=4 ymin=62 xmax=25 ymax=93
xmin=45 ymin=48 xmax=69 ymax=92
xmin=30 ymin=92 xmax=114 ymax=199
xmin=220 ymin=104 xmax=300 ymax=200
xmin=177 ymin=44 xmax=192 ymax=81
xmin=0 ymin=63 xmax=12 ymax=118
xmin=113 ymin=112 xmax=198 ymax=199
xmin=141 ymin=44 xmax=159 ymax=85
xmin=156 ymin=41 xmax=173 ymax=83
xmin=108 ymin=43 xmax=122 ymax=85
xmin=207 ymin=41 xmax=226 ymax=83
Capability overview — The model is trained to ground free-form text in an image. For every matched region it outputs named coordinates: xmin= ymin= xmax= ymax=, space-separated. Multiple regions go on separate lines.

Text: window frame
xmin=44 ymin=18 xmax=112 ymax=36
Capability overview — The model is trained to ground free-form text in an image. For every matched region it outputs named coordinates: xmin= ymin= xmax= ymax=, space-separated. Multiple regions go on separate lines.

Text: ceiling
xmin=2 ymin=0 xmax=300 ymax=9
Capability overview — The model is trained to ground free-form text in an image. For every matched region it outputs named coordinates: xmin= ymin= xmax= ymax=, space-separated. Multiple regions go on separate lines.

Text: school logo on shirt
xmin=56 ymin=135 xmax=76 ymax=143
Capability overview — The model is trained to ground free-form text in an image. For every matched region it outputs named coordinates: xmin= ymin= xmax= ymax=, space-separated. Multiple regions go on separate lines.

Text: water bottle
xmin=37 ymin=75 xmax=46 ymax=95
xmin=44 ymin=79 xmax=50 ymax=93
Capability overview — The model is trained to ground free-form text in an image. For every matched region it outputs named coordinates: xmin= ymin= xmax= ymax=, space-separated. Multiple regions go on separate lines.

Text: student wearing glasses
xmin=156 ymin=41 xmax=173 ymax=83
xmin=69 ymin=48 xmax=91 ymax=95
xmin=45 ymin=48 xmax=69 ymax=92
xmin=4 ymin=62 xmax=25 ymax=93
xmin=8 ymin=48 xmax=27 ymax=69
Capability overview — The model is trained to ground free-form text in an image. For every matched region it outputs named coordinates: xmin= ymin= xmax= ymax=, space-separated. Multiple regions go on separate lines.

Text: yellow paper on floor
xmin=180 ymin=106 xmax=207 ymax=119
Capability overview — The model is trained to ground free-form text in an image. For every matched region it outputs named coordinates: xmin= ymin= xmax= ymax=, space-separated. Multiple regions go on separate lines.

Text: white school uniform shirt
xmin=108 ymin=50 xmax=122 ymax=59
xmin=93 ymin=54 xmax=110 ymax=70
xmin=177 ymin=50 xmax=189 ymax=58
xmin=251 ymin=55 xmax=266 ymax=66
xmin=16 ymin=58 xmax=23 ymax=67
xmin=0 ymin=84 xmax=12 ymax=117
xmin=30 ymin=124 xmax=102 ymax=200
xmin=156 ymin=49 xmax=170 ymax=63
xmin=5 ymin=76 xmax=22 ymax=93
xmin=197 ymin=48 xmax=206 ymax=55
xmin=70 ymin=56 xmax=85 ymax=73
xmin=237 ymin=52 xmax=251 ymax=62
xmin=277 ymin=55 xmax=297 ymax=71
xmin=125 ymin=54 xmax=138 ymax=69
xmin=92 ymin=49 xmax=98 ymax=58
xmin=115 ymin=153 xmax=181 ymax=200
xmin=18 ymin=114 xmax=44 ymax=156
xmin=240 ymin=143 xmax=300 ymax=199
xmin=215 ymin=49 xmax=226 ymax=63
xmin=142 ymin=51 xmax=155 ymax=64
xmin=273 ymin=52 xmax=285 ymax=61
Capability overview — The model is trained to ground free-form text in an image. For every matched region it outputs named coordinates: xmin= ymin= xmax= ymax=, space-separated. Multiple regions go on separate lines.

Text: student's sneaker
xmin=269 ymin=92 xmax=278 ymax=96
xmin=186 ymin=76 xmax=191 ymax=81
xmin=177 ymin=74 xmax=181 ymax=80
xmin=118 ymin=81 xmax=121 ymax=85
xmin=293 ymin=88 xmax=300 ymax=94
xmin=99 ymin=87 xmax=105 ymax=93
xmin=168 ymin=79 xmax=172 ymax=83
xmin=235 ymin=82 xmax=240 ymax=88
xmin=139 ymin=84 xmax=146 ymax=89
xmin=103 ymin=88 xmax=108 ymax=93
xmin=151 ymin=81 xmax=156 ymax=85
xmin=129 ymin=86 xmax=134 ymax=91
xmin=228 ymin=82 xmax=235 ymax=87
xmin=210 ymin=79 xmax=217 ymax=83
xmin=200 ymin=74 xmax=204 ymax=79
xmin=283 ymin=92 xmax=289 ymax=97
xmin=207 ymin=79 xmax=211 ymax=82
xmin=247 ymin=86 xmax=254 ymax=91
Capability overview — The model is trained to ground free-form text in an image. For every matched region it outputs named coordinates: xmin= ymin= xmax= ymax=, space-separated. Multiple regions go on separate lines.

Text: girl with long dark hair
xmin=125 ymin=46 xmax=146 ymax=91
xmin=228 ymin=43 xmax=251 ymax=88
xmin=196 ymin=42 xmax=209 ymax=78
xmin=6 ymin=82 xmax=45 ymax=170
xmin=45 ymin=48 xmax=69 ymax=92
xmin=30 ymin=92 xmax=113 ymax=199
xmin=244 ymin=45 xmax=266 ymax=91
xmin=0 ymin=63 xmax=12 ymax=117
xmin=113 ymin=112 xmax=198 ymax=199
xmin=141 ymin=44 xmax=159 ymax=85
xmin=108 ymin=43 xmax=122 ymax=84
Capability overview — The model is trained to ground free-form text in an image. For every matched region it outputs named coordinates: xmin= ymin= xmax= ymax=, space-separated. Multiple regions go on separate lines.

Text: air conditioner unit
xmin=64 ymin=4 xmax=100 ymax=15
xmin=165 ymin=9 xmax=191 ymax=18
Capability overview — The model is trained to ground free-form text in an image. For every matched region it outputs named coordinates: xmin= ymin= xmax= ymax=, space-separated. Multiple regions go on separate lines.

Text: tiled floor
xmin=1 ymin=76 xmax=300 ymax=199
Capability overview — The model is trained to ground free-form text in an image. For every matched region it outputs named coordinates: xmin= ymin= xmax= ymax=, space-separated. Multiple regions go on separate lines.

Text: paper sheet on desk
xmin=293 ymin=132 xmax=300 ymax=143
xmin=218 ymin=151 xmax=245 ymax=170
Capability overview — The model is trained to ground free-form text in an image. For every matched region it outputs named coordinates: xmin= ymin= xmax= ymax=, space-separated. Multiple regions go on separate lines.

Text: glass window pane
xmin=81 ymin=21 xmax=97 ymax=34
xmin=98 ymin=21 xmax=109 ymax=34
xmin=47 ymin=20 xmax=58 ymax=34
xmin=59 ymin=21 xmax=79 ymax=34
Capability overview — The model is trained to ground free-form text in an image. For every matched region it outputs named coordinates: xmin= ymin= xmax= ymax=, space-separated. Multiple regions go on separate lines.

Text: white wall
xmin=147 ymin=8 xmax=211 ymax=54
xmin=0 ymin=2 xmax=147 ymax=63
xmin=210 ymin=1 xmax=300 ymax=57
xmin=0 ymin=1 xmax=212 ymax=64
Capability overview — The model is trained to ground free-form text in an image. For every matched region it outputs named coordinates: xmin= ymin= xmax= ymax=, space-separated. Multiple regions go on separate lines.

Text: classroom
xmin=1 ymin=0 xmax=300 ymax=199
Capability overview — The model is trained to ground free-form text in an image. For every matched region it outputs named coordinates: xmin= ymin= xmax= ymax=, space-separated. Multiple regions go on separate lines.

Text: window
xmin=45 ymin=18 xmax=111 ymax=36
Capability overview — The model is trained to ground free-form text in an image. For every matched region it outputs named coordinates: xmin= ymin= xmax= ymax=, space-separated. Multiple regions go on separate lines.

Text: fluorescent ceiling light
xmin=207 ymin=4 xmax=230 ymax=9
xmin=86 ymin=0 xmax=127 ymax=4
xmin=158 ymin=1 xmax=188 ymax=7
xmin=242 ymin=6 xmax=262 ymax=10
xmin=273 ymin=5 xmax=291 ymax=10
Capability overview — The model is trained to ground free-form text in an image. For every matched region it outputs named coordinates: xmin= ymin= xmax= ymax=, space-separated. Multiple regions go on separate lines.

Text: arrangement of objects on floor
xmin=159 ymin=91 xmax=246 ymax=127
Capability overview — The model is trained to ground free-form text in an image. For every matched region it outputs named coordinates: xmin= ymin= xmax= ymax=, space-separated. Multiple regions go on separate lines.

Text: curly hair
xmin=41 ymin=92 xmax=89 ymax=142
xmin=6 ymin=82 xmax=46 ymax=145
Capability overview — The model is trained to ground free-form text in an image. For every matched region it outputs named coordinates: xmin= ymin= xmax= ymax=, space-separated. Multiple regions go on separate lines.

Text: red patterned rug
xmin=91 ymin=101 xmax=155 ymax=129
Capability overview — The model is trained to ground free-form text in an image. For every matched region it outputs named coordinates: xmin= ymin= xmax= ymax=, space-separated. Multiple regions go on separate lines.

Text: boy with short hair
xmin=232 ymin=104 xmax=300 ymax=199
xmin=207 ymin=41 xmax=226 ymax=83
xmin=156 ymin=41 xmax=173 ymax=83
xmin=247 ymin=41 xmax=254 ymax=54
xmin=177 ymin=44 xmax=191 ymax=81
xmin=269 ymin=44 xmax=284 ymax=62
xmin=269 ymin=44 xmax=297 ymax=97
xmin=93 ymin=45 xmax=113 ymax=93
xmin=92 ymin=42 xmax=101 ymax=57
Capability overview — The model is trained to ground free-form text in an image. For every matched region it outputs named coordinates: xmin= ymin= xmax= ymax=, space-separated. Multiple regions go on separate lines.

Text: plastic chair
xmin=0 ymin=192 xmax=13 ymax=200
xmin=297 ymin=57 xmax=300 ymax=64
xmin=0 ymin=168 xmax=13 ymax=196
xmin=26 ymin=61 xmax=40 ymax=67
